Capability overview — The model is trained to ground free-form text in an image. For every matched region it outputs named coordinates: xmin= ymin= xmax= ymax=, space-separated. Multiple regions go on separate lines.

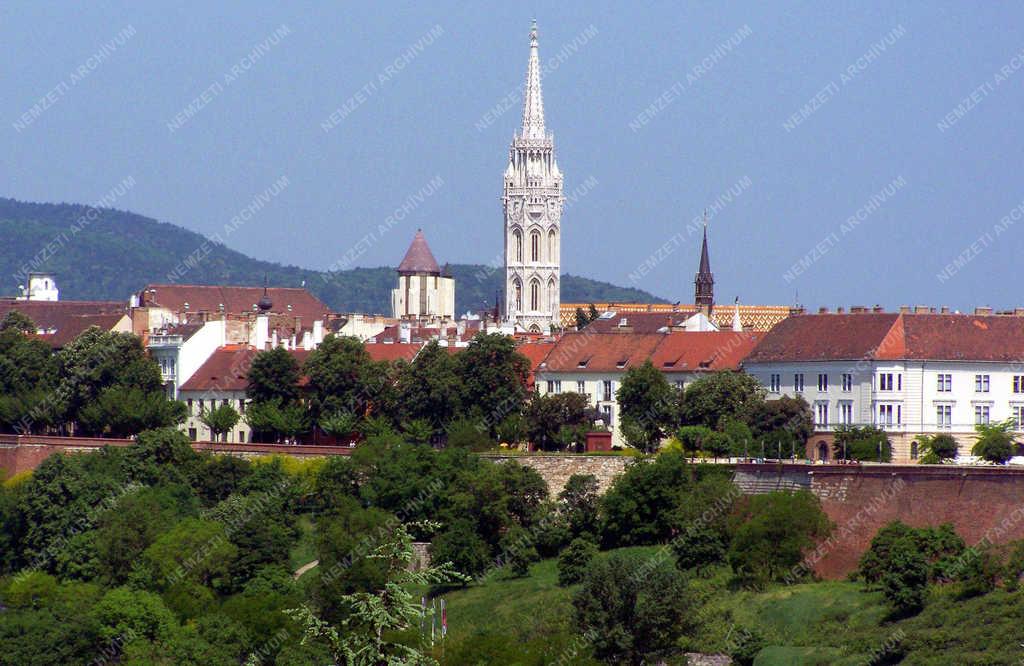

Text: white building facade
xmin=503 ymin=21 xmax=564 ymax=333
xmin=743 ymin=311 xmax=1024 ymax=461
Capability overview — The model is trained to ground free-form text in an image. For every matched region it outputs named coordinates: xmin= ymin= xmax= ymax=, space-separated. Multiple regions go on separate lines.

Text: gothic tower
xmin=503 ymin=20 xmax=564 ymax=333
xmin=694 ymin=221 xmax=715 ymax=313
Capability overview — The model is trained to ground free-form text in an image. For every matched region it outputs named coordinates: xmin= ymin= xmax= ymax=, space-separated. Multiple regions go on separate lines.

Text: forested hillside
xmin=0 ymin=198 xmax=666 ymax=314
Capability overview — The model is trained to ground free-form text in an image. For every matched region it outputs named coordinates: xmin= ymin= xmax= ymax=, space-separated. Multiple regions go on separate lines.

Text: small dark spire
xmin=695 ymin=214 xmax=714 ymax=310
xmin=258 ymin=274 xmax=273 ymax=311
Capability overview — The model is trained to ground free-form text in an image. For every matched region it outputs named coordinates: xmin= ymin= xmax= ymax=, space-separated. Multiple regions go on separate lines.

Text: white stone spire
xmin=503 ymin=19 xmax=564 ymax=333
xmin=521 ymin=19 xmax=546 ymax=140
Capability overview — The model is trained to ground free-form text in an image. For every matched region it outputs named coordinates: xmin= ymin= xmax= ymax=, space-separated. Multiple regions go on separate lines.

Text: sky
xmin=2 ymin=1 xmax=1023 ymax=312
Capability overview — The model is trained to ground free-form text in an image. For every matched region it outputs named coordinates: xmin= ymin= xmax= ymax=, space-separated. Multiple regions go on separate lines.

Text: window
xmin=513 ymin=279 xmax=523 ymax=311
xmin=817 ymin=374 xmax=828 ymax=391
xmin=936 ymin=404 xmax=952 ymax=428
xmin=577 ymin=380 xmax=585 ymax=394
xmin=878 ymin=404 xmax=897 ymax=426
xmin=975 ymin=375 xmax=990 ymax=392
xmin=937 ymin=374 xmax=952 ymax=392
xmin=602 ymin=380 xmax=613 ymax=402
xmin=513 ymin=229 xmax=523 ymax=262
xmin=769 ymin=373 xmax=781 ymax=393
xmin=600 ymin=404 xmax=612 ymax=424
xmin=842 ymin=373 xmax=852 ymax=392
xmin=546 ymin=380 xmax=554 ymax=394
xmin=530 ymin=280 xmax=540 ymax=311
xmin=238 ymin=431 xmax=246 ymax=443
xmin=198 ymin=399 xmax=205 ymax=413
xmin=910 ymin=441 xmax=919 ymax=460
xmin=794 ymin=373 xmax=805 ymax=392
xmin=239 ymin=399 xmax=245 ymax=414
xmin=840 ymin=401 xmax=853 ymax=424
xmin=530 ymin=231 xmax=540 ymax=262
xmin=1013 ymin=405 xmax=1024 ymax=431
xmin=187 ymin=398 xmax=193 ymax=412
xmin=552 ymin=380 xmax=562 ymax=394
xmin=675 ymin=380 xmax=685 ymax=390
xmin=548 ymin=229 xmax=557 ymax=262
xmin=1015 ymin=376 xmax=1024 ymax=394
xmin=815 ymin=402 xmax=829 ymax=426
xmin=975 ymin=405 xmax=991 ymax=425
xmin=878 ymin=373 xmax=893 ymax=391
xmin=222 ymin=399 xmax=230 ymax=407
xmin=188 ymin=428 xmax=197 ymax=441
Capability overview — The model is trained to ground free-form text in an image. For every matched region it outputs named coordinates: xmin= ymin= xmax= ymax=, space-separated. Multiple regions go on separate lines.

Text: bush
xmin=573 ymin=551 xmax=694 ymax=664
xmin=558 ymin=537 xmax=598 ymax=587
xmin=833 ymin=425 xmax=891 ymax=462
xmin=499 ymin=526 xmax=539 ymax=578
xmin=600 ymin=452 xmax=693 ymax=547
xmin=430 ymin=518 xmax=493 ymax=581
xmin=972 ymin=420 xmax=1018 ymax=464
xmin=881 ymin=536 xmax=930 ymax=614
xmin=445 ymin=418 xmax=494 ymax=451
xmin=727 ymin=490 xmax=832 ymax=586
xmin=917 ymin=433 xmax=959 ymax=463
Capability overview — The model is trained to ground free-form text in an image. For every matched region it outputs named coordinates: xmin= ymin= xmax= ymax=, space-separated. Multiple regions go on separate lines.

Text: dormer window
xmin=616 ymin=358 xmax=628 ymax=369
xmin=577 ymin=356 xmax=591 ymax=368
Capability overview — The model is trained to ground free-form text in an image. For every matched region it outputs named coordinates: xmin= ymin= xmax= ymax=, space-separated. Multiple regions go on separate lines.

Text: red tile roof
xmin=540 ymin=331 xmax=758 ymax=374
xmin=516 ymin=341 xmax=556 ymax=389
xmin=364 ymin=343 xmax=423 ymax=363
xmin=0 ymin=299 xmax=128 ymax=347
xmin=649 ymin=331 xmax=761 ymax=372
xmin=582 ymin=311 xmax=698 ymax=334
xmin=541 ymin=332 xmax=666 ymax=373
xmin=179 ymin=346 xmax=311 ymax=392
xmin=743 ymin=313 xmax=902 ymax=363
xmin=744 ymin=312 xmax=1024 ymax=364
xmin=138 ymin=284 xmax=332 ymax=322
xmin=900 ymin=314 xmax=1024 ymax=362
xmin=397 ymin=229 xmax=441 ymax=275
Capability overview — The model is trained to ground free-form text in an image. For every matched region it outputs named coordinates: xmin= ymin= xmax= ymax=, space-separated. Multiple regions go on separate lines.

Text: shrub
xmin=558 ymin=537 xmax=598 ymax=586
xmin=881 ymin=536 xmax=930 ymax=614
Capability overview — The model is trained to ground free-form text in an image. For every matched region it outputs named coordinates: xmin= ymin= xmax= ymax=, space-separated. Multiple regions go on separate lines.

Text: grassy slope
xmin=437 ymin=551 xmax=1024 ymax=665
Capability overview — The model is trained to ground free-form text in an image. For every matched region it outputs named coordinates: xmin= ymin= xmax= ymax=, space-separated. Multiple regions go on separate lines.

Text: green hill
xmin=0 ymin=197 xmax=667 ymax=314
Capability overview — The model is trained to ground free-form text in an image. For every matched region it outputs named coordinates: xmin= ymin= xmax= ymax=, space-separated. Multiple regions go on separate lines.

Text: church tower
xmin=503 ymin=20 xmax=564 ymax=333
xmin=694 ymin=221 xmax=715 ymax=314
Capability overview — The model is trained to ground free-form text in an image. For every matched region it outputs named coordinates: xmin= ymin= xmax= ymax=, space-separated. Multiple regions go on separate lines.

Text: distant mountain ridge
xmin=0 ymin=197 xmax=668 ymax=314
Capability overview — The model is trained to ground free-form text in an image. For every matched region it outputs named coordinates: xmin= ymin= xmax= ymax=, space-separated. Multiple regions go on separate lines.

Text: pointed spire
xmin=521 ymin=19 xmax=546 ymax=140
xmin=397 ymin=229 xmax=442 ymax=275
xmin=695 ymin=214 xmax=714 ymax=311
xmin=732 ymin=297 xmax=742 ymax=332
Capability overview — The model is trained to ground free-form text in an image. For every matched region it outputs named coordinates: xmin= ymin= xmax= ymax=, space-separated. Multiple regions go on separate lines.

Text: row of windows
xmin=511 ymin=277 xmax=557 ymax=312
xmin=770 ymin=373 xmax=853 ymax=393
xmin=187 ymin=428 xmax=246 ymax=443
xmin=813 ymin=401 xmax=855 ymax=426
xmin=511 ymin=228 xmax=558 ymax=263
xmin=187 ymin=398 xmax=246 ymax=415
xmin=771 ymin=373 xmax=1024 ymax=394
xmin=545 ymin=380 xmax=617 ymax=402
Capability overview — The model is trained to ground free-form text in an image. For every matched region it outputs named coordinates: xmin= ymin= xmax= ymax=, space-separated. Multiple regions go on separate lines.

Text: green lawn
xmin=289 ymin=513 xmax=317 ymax=573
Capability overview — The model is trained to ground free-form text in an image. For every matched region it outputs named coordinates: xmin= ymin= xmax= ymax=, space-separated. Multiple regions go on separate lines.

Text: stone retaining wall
xmin=480 ymin=454 xmax=635 ymax=495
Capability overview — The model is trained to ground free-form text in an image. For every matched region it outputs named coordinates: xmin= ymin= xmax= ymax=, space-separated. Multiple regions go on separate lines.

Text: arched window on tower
xmin=548 ymin=229 xmax=557 ymax=263
xmin=531 ymin=231 xmax=540 ymax=262
xmin=513 ymin=229 xmax=523 ymax=263
xmin=513 ymin=278 xmax=523 ymax=312
xmin=530 ymin=279 xmax=540 ymax=311
xmin=547 ymin=277 xmax=557 ymax=311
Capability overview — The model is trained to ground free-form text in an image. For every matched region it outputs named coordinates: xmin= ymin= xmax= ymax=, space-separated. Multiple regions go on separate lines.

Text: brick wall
xmin=735 ymin=463 xmax=1024 ymax=579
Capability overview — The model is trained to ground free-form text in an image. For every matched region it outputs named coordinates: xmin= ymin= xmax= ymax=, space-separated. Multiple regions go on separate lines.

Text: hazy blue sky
xmin=3 ymin=2 xmax=1023 ymax=310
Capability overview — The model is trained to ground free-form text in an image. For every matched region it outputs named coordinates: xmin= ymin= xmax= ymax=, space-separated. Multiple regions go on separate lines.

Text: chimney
xmin=818 ymin=307 xmax=829 ymax=314
xmin=975 ymin=306 xmax=993 ymax=315
xmin=836 ymin=306 xmax=845 ymax=314
xmin=850 ymin=305 xmax=867 ymax=313
xmin=788 ymin=306 xmax=806 ymax=316
xmin=399 ymin=322 xmax=412 ymax=344
xmin=255 ymin=314 xmax=269 ymax=350
xmin=1014 ymin=308 xmax=1024 ymax=317
xmin=899 ymin=305 xmax=911 ymax=314
xmin=914 ymin=305 xmax=931 ymax=314
xmin=940 ymin=306 xmax=950 ymax=314
xmin=313 ymin=320 xmax=324 ymax=345
xmin=872 ymin=305 xmax=884 ymax=313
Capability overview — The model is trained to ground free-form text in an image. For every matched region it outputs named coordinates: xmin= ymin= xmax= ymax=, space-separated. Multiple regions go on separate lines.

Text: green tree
xmin=833 ymin=425 xmax=891 ymax=462
xmin=396 ymin=340 xmax=462 ymax=436
xmin=287 ymin=521 xmax=462 ymax=666
xmin=455 ymin=333 xmax=530 ymax=435
xmin=304 ymin=334 xmax=396 ymax=425
xmin=430 ymin=518 xmax=492 ymax=580
xmin=0 ymin=316 xmax=56 ymax=433
xmin=1 ymin=310 xmax=37 ymax=333
xmin=245 ymin=399 xmax=310 ymax=443
xmin=972 ymin=419 xmax=1018 ymax=464
xmin=745 ymin=395 xmax=814 ymax=446
xmin=499 ymin=525 xmax=539 ymax=577
xmin=559 ymin=473 xmax=600 ymax=538
xmin=134 ymin=518 xmax=238 ymax=593
xmin=573 ymin=551 xmax=694 ymax=665
xmin=671 ymin=474 xmax=737 ymax=571
xmin=524 ymin=392 xmax=589 ymax=451
xmin=881 ymin=536 xmax=930 ymax=615
xmin=676 ymin=425 xmax=713 ymax=458
xmin=557 ymin=536 xmax=597 ymax=586
xmin=727 ymin=490 xmax=833 ymax=586
xmin=600 ymin=452 xmax=692 ymax=547
xmin=246 ymin=346 xmax=300 ymax=405
xmin=617 ymin=360 xmax=678 ymax=452
xmin=401 ymin=418 xmax=433 ymax=445
xmin=54 ymin=327 xmax=167 ymax=434
xmin=681 ymin=371 xmax=765 ymax=429
xmin=200 ymin=402 xmax=240 ymax=441
xmin=77 ymin=385 xmax=187 ymax=437
xmin=917 ymin=433 xmax=959 ymax=463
